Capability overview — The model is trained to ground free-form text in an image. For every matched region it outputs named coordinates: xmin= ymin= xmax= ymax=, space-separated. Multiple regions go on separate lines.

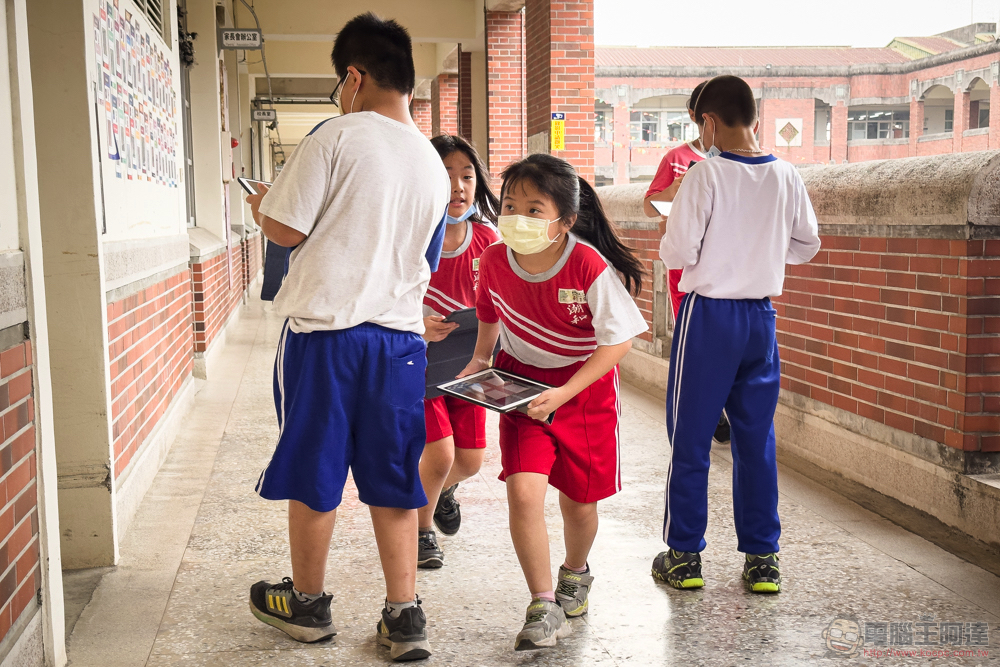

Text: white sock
xmin=293 ymin=587 xmax=323 ymax=604
xmin=385 ymin=598 xmax=417 ymax=619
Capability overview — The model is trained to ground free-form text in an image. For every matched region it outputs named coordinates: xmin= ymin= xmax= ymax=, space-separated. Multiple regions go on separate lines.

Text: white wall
xmin=924 ymin=103 xmax=953 ymax=135
xmin=0 ymin=15 xmax=20 ymax=253
xmin=86 ymin=0 xmax=187 ymax=242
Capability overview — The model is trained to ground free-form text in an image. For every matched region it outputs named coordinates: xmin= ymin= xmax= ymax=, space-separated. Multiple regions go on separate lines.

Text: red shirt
xmin=646 ymin=141 xmax=705 ymax=319
xmin=476 ymin=235 xmax=647 ymax=369
xmin=423 ymin=220 xmax=500 ymax=316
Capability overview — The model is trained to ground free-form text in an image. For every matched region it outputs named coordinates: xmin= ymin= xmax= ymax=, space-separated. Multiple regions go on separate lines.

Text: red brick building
xmin=595 ymin=23 xmax=1000 ymax=185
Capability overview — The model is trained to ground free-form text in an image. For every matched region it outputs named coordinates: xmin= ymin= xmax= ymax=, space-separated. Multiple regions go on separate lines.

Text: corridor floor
xmin=65 ymin=296 xmax=999 ymax=666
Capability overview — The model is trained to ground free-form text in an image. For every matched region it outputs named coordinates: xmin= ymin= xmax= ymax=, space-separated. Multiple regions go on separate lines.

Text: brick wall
xmin=486 ymin=10 xmax=526 ymax=181
xmin=616 ymin=223 xmax=660 ymax=345
xmin=107 ymin=269 xmax=194 ymax=477
xmin=0 ymin=335 xmax=39 ymax=644
xmin=773 ymin=236 xmax=1000 ymax=461
xmin=458 ymin=50 xmax=473 ymax=142
xmin=191 ymin=243 xmax=245 ymax=353
xmin=413 ymin=99 xmax=433 ymax=138
xmin=432 ymin=73 xmax=458 ymax=138
xmin=759 ymin=97 xmax=817 ymax=167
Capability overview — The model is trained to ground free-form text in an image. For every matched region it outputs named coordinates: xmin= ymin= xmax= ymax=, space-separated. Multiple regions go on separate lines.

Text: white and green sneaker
xmin=555 ymin=565 xmax=593 ymax=617
xmin=514 ymin=599 xmax=571 ymax=651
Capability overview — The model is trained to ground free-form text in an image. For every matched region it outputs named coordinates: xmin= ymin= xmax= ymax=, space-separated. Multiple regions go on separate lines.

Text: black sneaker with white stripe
xmin=249 ymin=577 xmax=336 ymax=642
xmin=417 ymin=529 xmax=444 ymax=569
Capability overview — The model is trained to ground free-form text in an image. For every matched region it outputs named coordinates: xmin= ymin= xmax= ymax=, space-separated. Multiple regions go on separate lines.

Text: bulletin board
xmin=92 ymin=0 xmax=185 ymax=241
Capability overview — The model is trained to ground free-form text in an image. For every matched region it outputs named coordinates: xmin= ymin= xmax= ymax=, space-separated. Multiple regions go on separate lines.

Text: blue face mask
xmin=446 ymin=202 xmax=477 ymax=225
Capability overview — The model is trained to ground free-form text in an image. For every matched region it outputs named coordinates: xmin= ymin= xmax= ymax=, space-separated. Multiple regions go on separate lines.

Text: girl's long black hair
xmin=500 ymin=154 xmax=645 ymax=296
xmin=430 ymin=134 xmax=500 ymax=224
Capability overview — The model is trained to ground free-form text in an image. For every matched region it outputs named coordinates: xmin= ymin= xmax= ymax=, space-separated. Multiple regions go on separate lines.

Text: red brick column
xmin=953 ymin=89 xmax=970 ymax=153
xmin=525 ymin=0 xmax=595 ymax=181
xmin=909 ymin=98 xmax=924 ymax=157
xmin=831 ymin=102 xmax=848 ymax=164
xmin=486 ymin=10 xmax=526 ymax=181
xmin=458 ymin=50 xmax=473 ymax=141
xmin=432 ymin=73 xmax=458 ymax=138
xmin=412 ymin=99 xmax=433 ymax=138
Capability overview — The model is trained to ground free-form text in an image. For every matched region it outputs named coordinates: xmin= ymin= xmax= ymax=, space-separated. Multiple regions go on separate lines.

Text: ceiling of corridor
xmin=233 ymin=0 xmax=493 ymax=147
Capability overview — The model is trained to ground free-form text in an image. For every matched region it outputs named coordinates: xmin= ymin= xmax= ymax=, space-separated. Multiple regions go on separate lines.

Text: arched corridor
xmin=62 ymin=297 xmax=1000 ymax=665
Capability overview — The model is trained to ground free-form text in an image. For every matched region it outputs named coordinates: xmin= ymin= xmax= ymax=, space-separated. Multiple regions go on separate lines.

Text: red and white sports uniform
xmin=476 ymin=234 xmax=648 ymax=502
xmin=423 ymin=220 xmax=499 ymax=448
xmin=646 ymin=141 xmax=705 ymax=319
xmin=423 ymin=220 xmax=499 ymax=317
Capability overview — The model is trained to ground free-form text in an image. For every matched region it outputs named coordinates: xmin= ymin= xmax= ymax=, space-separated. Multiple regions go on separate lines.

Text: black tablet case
xmin=425 ymin=308 xmax=498 ymax=399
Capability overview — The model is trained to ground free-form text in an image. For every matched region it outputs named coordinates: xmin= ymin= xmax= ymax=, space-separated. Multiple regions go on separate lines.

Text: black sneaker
xmin=713 ymin=412 xmax=731 ymax=445
xmin=651 ymin=550 xmax=705 ymax=589
xmin=417 ymin=529 xmax=443 ymax=569
xmin=248 ymin=577 xmax=336 ymax=642
xmin=433 ymin=483 xmax=461 ymax=535
xmin=743 ymin=553 xmax=781 ymax=593
xmin=377 ymin=598 xmax=431 ymax=661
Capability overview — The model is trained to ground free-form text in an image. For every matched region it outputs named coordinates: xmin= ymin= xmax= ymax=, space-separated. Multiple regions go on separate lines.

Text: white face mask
xmin=703 ymin=117 xmax=722 ymax=159
xmin=497 ymin=214 xmax=561 ymax=255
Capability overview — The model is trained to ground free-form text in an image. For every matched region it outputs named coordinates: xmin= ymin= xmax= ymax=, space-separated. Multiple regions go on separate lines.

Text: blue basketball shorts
xmin=255 ymin=321 xmax=429 ymax=511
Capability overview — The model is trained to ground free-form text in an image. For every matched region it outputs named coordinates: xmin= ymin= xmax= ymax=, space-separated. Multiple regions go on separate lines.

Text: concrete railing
xmin=598 ymin=152 xmax=1000 ymax=550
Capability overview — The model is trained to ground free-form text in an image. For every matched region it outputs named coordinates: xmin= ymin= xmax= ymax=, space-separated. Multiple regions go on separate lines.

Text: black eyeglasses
xmin=330 ymin=69 xmax=367 ymax=105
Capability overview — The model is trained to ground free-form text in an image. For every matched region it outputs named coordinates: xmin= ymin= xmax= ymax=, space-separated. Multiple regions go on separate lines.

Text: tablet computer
xmin=425 ymin=307 xmax=498 ymax=399
xmin=437 ymin=369 xmax=556 ymax=423
xmin=442 ymin=306 xmax=478 ymax=329
xmin=237 ymin=177 xmax=271 ymax=195
xmin=651 ymin=200 xmax=672 ymax=216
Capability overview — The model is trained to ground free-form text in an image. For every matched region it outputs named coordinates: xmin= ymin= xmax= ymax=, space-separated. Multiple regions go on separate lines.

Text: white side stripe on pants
xmin=663 ymin=293 xmax=697 ymax=543
xmin=257 ymin=320 xmax=291 ymax=493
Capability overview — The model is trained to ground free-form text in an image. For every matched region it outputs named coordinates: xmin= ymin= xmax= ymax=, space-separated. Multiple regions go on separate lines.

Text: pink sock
xmin=562 ymin=562 xmax=588 ymax=573
xmin=533 ymin=591 xmax=556 ymax=603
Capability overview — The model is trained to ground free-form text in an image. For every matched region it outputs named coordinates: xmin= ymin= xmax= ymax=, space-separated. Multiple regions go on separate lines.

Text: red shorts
xmin=494 ymin=351 xmax=621 ymax=504
xmin=423 ymin=395 xmax=487 ymax=449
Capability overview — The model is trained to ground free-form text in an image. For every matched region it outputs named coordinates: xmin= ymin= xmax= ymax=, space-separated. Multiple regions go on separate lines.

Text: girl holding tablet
xmin=416 ymin=135 xmax=500 ymax=569
xmin=460 ymin=154 xmax=647 ymax=650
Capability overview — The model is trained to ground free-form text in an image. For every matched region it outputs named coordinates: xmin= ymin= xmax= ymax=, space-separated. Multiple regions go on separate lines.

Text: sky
xmin=595 ymin=0 xmax=1000 ymax=47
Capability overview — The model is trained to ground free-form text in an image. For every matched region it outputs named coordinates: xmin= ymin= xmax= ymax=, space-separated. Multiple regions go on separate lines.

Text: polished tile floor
xmin=66 ymin=297 xmax=1000 ymax=666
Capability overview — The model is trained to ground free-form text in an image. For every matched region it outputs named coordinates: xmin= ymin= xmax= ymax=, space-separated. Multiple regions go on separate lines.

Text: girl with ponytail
xmin=415 ymin=135 xmax=500 ymax=570
xmin=458 ymin=153 xmax=647 ymax=651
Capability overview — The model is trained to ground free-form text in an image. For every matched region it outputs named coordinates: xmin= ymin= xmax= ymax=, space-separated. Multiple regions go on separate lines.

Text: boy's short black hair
xmin=693 ymin=75 xmax=757 ymax=128
xmin=686 ymin=81 xmax=708 ymax=112
xmin=331 ymin=12 xmax=415 ymax=95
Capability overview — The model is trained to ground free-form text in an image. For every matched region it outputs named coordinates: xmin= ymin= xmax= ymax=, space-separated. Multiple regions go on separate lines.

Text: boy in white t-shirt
xmin=653 ymin=75 xmax=821 ymax=595
xmin=244 ymin=13 xmax=448 ymax=662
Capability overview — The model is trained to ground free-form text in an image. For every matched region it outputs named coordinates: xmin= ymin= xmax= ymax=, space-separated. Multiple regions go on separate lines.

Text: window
xmin=944 ymin=109 xmax=954 ymax=132
xmin=595 ymin=109 xmax=612 ymax=143
xmin=178 ymin=0 xmax=196 ymax=226
xmin=630 ymin=111 xmax=659 ymax=141
xmin=980 ymin=105 xmax=990 ymax=129
xmin=847 ymin=108 xmax=909 ymax=140
xmin=629 ymin=110 xmax=698 ymax=143
xmin=133 ymin=0 xmax=167 ymax=41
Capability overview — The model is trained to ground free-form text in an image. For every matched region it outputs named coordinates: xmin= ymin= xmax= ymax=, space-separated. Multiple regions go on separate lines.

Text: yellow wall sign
xmin=551 ymin=112 xmax=565 ymax=151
